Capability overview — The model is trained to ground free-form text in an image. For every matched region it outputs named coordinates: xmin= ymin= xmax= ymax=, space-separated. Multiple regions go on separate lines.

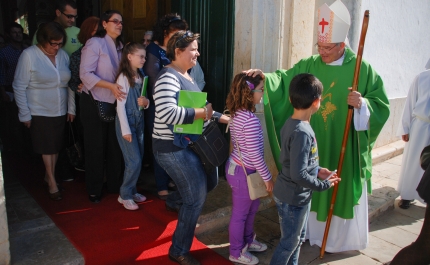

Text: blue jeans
xmin=115 ymin=114 xmax=144 ymax=200
xmin=155 ymin=147 xmax=212 ymax=256
xmin=270 ymin=196 xmax=310 ymax=265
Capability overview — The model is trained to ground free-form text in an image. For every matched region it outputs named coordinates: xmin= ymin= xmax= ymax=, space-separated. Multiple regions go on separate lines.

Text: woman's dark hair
xmin=152 ymin=13 xmax=188 ymax=45
xmin=77 ymin=16 xmax=99 ymax=44
xmin=94 ymin=10 xmax=123 ymax=45
xmin=166 ymin=30 xmax=200 ymax=61
xmin=36 ymin=21 xmax=67 ymax=46
xmin=289 ymin=73 xmax=323 ymax=109
xmin=226 ymin=73 xmax=263 ymax=116
xmin=115 ymin=42 xmax=145 ymax=88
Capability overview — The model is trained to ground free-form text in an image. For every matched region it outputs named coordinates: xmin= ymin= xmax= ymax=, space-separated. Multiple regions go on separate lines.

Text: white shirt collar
xmin=326 ymin=50 xmax=345 ymax=66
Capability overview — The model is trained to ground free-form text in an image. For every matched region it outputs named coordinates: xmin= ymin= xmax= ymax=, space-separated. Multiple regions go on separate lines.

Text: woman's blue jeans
xmin=155 ymin=147 xmax=216 ymax=256
xmin=270 ymin=196 xmax=310 ymax=265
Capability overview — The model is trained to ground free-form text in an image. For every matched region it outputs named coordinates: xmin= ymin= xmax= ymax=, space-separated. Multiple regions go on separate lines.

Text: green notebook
xmin=173 ymin=90 xmax=207 ymax=134
xmin=139 ymin=76 xmax=148 ymax=110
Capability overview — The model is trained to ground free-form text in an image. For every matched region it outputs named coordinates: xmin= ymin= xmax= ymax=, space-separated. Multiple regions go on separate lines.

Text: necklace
xmin=38 ymin=45 xmax=55 ymax=56
xmin=170 ymin=63 xmax=186 ymax=74
xmin=170 ymin=63 xmax=193 ymax=83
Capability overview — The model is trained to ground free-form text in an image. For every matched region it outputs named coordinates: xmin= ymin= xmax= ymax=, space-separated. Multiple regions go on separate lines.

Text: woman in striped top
xmin=152 ymin=31 xmax=229 ymax=265
xmin=225 ymin=73 xmax=274 ymax=265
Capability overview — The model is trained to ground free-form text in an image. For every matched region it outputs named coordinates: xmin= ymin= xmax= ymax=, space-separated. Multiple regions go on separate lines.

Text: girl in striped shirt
xmin=225 ymin=73 xmax=274 ymax=265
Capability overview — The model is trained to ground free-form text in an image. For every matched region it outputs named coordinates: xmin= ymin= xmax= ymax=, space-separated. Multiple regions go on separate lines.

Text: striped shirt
xmin=152 ymin=67 xmax=197 ymax=152
xmin=230 ymin=110 xmax=272 ymax=181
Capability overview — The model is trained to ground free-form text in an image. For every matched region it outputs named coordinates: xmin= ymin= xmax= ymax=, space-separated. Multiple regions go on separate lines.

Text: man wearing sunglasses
xmin=32 ymin=0 xmax=81 ymax=57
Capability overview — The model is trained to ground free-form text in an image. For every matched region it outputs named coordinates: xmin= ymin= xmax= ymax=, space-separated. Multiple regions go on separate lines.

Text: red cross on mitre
xmin=319 ymin=18 xmax=329 ymax=33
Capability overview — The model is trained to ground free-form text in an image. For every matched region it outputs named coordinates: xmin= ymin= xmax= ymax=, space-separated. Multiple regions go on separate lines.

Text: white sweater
xmin=13 ymin=45 xmax=75 ymax=122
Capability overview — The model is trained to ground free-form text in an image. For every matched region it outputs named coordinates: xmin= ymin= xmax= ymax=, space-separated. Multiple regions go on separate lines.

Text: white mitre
xmin=317 ymin=0 xmax=351 ymax=43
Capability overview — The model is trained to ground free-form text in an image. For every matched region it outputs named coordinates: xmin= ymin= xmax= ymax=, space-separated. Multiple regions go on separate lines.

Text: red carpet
xmin=11 ymin=154 xmax=231 ymax=265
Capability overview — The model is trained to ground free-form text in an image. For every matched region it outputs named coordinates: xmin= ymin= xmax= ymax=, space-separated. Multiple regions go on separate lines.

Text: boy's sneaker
xmin=248 ymin=235 xmax=268 ymax=252
xmin=229 ymin=251 xmax=258 ymax=265
xmin=132 ymin=193 xmax=146 ymax=203
xmin=118 ymin=196 xmax=139 ymax=210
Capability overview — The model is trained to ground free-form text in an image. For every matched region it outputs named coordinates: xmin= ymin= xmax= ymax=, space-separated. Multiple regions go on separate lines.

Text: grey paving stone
xmin=360 ymin=234 xmax=402 ymax=264
xmin=370 ymin=220 xmax=419 ymax=248
xmin=10 ymin=225 xmax=83 ymax=265
xmin=308 ymin=251 xmax=383 ymax=264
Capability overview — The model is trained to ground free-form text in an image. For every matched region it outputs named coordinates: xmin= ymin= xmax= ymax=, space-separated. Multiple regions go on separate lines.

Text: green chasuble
xmin=264 ymin=47 xmax=390 ymax=221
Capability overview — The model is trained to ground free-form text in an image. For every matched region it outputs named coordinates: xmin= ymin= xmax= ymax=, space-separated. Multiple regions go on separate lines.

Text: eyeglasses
xmin=61 ymin=12 xmax=78 ymax=20
xmin=49 ymin=41 xmax=63 ymax=47
xmin=132 ymin=54 xmax=146 ymax=60
xmin=175 ymin=31 xmax=193 ymax=47
xmin=168 ymin=17 xmax=181 ymax=24
xmin=251 ymin=89 xmax=264 ymax=93
xmin=108 ymin=19 xmax=123 ymax=25
xmin=315 ymin=43 xmax=337 ymax=52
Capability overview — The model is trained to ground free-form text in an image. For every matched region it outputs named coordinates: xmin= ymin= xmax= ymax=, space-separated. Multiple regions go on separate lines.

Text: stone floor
xmin=197 ymin=152 xmax=427 ymax=265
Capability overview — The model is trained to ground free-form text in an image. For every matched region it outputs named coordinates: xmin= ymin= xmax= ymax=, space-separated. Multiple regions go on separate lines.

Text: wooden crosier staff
xmin=319 ymin=10 xmax=370 ymax=259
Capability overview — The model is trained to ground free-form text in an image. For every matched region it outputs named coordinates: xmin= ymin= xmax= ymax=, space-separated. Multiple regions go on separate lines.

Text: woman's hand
xmin=265 ymin=179 xmax=274 ymax=192
xmin=67 ymin=114 xmax=75 ymax=122
xmin=243 ymin=69 xmax=265 ymax=79
xmin=77 ymin=83 xmax=83 ymax=93
xmin=110 ymin=83 xmax=126 ymax=101
xmin=205 ymin=103 xmax=213 ymax=121
xmin=137 ymin=96 xmax=149 ymax=108
xmin=23 ymin=120 xmax=31 ymax=128
xmin=123 ymin=134 xmax=132 ymax=143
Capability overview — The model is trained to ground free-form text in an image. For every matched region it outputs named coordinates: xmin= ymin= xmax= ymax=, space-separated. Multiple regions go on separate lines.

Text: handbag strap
xmin=68 ymin=122 xmax=77 ymax=145
xmin=230 ymin=118 xmax=249 ymax=177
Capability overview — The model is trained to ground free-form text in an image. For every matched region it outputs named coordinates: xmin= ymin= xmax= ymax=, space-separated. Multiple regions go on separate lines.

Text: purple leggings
xmin=225 ymin=160 xmax=260 ymax=258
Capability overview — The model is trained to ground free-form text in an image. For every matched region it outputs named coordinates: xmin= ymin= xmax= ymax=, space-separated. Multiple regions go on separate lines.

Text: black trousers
xmin=80 ymin=92 xmax=123 ymax=196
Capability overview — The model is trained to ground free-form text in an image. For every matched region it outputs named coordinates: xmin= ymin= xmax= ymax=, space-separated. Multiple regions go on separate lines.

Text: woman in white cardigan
xmin=13 ymin=22 xmax=75 ymax=201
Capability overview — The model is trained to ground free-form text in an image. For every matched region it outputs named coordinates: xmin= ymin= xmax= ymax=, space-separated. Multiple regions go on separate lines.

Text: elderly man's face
xmin=142 ymin=33 xmax=152 ymax=48
xmin=316 ymin=42 xmax=345 ymax=64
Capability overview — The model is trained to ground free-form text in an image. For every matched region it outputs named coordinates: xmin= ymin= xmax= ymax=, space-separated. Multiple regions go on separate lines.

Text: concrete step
xmin=196 ymin=140 xmax=405 ymax=235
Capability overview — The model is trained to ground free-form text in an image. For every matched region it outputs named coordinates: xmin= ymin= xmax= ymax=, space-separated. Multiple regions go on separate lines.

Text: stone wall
xmin=0 ymin=154 xmax=11 ymax=265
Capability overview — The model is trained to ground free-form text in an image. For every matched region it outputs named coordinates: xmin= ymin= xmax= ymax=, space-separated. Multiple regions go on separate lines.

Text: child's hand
xmin=318 ymin=168 xmax=332 ymax=180
xmin=138 ymin=96 xmax=149 ymax=108
xmin=265 ymin=179 xmax=274 ymax=192
xmin=318 ymin=168 xmax=341 ymax=187
xmin=123 ymin=134 xmax=132 ymax=143
xmin=327 ymin=176 xmax=341 ymax=187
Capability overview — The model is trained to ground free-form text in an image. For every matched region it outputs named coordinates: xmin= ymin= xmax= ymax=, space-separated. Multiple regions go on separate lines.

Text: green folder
xmin=139 ymin=76 xmax=148 ymax=110
xmin=173 ymin=90 xmax=207 ymax=134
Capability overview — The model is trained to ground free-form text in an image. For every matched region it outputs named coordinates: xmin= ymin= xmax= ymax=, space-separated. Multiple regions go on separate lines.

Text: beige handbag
xmin=232 ymin=119 xmax=268 ymax=200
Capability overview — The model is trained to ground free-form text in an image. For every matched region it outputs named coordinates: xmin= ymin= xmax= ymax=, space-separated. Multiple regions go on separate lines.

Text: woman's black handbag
xmin=88 ymin=91 xmax=116 ymax=122
xmin=417 ymin=145 xmax=430 ymax=203
xmin=189 ymin=121 xmax=229 ymax=175
xmin=66 ymin=122 xmax=84 ymax=168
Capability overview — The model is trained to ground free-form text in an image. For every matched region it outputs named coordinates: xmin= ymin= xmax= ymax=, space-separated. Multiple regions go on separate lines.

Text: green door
xmin=171 ymin=0 xmax=235 ymax=115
